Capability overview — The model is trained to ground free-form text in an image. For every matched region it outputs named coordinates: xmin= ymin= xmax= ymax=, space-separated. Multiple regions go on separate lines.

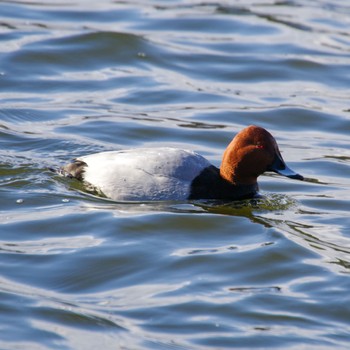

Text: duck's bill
xmin=269 ymin=152 xmax=304 ymax=181
xmin=274 ymin=165 xmax=304 ymax=180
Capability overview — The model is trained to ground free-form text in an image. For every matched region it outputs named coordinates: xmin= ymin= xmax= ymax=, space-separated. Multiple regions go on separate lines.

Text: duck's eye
xmin=256 ymin=144 xmax=264 ymax=149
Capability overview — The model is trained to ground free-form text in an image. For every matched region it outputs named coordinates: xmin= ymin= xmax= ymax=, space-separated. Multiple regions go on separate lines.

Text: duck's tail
xmin=49 ymin=160 xmax=87 ymax=180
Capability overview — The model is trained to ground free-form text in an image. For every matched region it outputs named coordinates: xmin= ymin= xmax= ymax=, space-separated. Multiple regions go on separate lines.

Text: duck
xmin=60 ymin=125 xmax=303 ymax=201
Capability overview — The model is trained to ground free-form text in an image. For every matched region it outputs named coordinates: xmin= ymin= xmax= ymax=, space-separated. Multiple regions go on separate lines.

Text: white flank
xmin=78 ymin=148 xmax=211 ymax=201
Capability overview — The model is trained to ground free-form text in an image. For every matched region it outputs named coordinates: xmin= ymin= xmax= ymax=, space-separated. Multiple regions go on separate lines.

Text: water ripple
xmin=1 ymin=0 xmax=350 ymax=349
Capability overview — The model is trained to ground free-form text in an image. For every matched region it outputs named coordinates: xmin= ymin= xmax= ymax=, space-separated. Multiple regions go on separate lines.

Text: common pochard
xmin=60 ymin=125 xmax=303 ymax=201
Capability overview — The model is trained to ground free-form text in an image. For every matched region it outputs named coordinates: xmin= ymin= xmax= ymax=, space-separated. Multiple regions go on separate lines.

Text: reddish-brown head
xmin=220 ymin=125 xmax=303 ymax=185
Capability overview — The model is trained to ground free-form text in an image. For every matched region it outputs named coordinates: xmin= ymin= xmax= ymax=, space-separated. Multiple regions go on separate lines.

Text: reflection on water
xmin=0 ymin=0 xmax=350 ymax=349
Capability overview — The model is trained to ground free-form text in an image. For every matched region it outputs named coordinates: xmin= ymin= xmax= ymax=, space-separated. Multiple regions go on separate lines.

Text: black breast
xmin=189 ymin=165 xmax=258 ymax=200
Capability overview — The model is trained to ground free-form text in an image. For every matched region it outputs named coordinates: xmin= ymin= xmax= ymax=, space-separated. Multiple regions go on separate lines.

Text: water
xmin=1 ymin=0 xmax=350 ymax=349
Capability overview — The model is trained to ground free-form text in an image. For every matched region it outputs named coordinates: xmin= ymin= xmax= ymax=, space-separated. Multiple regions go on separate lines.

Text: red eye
xmin=256 ymin=144 xmax=264 ymax=149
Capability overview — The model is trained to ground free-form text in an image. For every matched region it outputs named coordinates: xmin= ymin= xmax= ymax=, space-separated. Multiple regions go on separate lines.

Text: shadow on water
xmin=199 ymin=197 xmax=350 ymax=274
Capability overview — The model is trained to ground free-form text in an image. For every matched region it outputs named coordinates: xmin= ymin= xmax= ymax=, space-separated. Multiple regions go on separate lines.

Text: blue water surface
xmin=0 ymin=1 xmax=350 ymax=349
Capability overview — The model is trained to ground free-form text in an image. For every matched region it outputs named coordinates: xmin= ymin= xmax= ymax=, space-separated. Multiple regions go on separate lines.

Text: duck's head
xmin=220 ymin=125 xmax=303 ymax=185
